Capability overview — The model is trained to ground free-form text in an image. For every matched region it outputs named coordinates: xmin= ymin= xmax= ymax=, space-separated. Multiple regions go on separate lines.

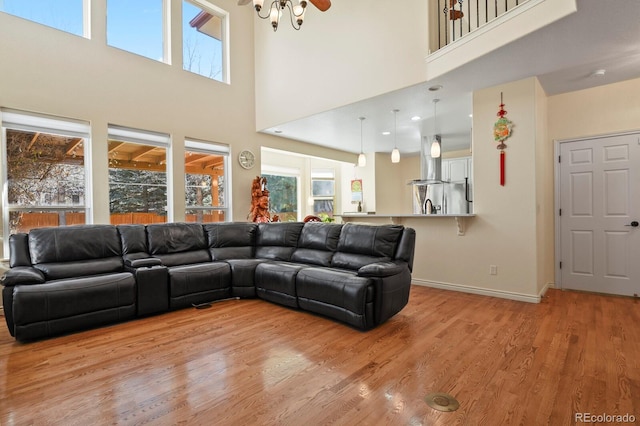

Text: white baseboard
xmin=412 ymin=278 xmax=548 ymax=303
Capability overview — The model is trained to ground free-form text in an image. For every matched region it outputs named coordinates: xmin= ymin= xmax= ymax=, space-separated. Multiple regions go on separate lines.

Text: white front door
xmin=559 ymin=133 xmax=640 ymax=296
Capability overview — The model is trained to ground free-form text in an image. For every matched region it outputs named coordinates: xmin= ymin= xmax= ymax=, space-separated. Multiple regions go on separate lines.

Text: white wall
xmin=254 ymin=0 xmax=430 ymax=131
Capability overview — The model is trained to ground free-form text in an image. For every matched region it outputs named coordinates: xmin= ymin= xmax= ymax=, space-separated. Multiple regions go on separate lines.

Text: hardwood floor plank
xmin=1 ymin=286 xmax=639 ymax=425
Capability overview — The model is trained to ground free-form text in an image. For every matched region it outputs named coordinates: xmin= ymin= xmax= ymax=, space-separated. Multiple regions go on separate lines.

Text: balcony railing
xmin=434 ymin=0 xmax=528 ymax=50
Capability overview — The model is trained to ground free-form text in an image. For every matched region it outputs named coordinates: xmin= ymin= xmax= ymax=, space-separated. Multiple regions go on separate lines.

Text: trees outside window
xmin=262 ymin=174 xmax=299 ymax=222
xmin=182 ymin=0 xmax=228 ymax=82
xmin=1 ymin=109 xmax=90 ymax=258
xmin=107 ymin=125 xmax=169 ymax=224
xmin=185 ymin=140 xmax=229 ymax=223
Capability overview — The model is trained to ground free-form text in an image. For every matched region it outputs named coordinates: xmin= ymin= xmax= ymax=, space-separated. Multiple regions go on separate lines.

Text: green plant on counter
xmin=318 ymin=213 xmax=334 ymax=223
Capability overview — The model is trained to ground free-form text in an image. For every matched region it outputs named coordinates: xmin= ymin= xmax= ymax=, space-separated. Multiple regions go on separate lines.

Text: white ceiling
xmin=260 ymin=0 xmax=640 ymax=156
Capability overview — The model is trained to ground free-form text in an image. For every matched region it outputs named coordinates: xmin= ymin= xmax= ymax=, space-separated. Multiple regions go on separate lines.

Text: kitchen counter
xmin=337 ymin=213 xmax=476 ymax=236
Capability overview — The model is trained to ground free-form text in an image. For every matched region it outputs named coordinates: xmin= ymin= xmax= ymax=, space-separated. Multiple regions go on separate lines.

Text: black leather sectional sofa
xmin=1 ymin=221 xmax=415 ymax=341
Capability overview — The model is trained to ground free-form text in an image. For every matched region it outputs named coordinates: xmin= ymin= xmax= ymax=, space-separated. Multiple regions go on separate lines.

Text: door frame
xmin=554 ymin=130 xmax=640 ymax=291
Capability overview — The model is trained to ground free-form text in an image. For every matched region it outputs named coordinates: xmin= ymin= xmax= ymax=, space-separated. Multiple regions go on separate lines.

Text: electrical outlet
xmin=489 ymin=265 xmax=497 ymax=275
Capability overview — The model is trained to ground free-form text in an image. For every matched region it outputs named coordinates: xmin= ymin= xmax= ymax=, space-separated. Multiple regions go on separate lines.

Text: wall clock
xmin=238 ymin=149 xmax=256 ymax=169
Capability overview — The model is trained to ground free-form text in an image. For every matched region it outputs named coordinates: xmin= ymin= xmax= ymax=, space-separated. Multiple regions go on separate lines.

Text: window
xmin=0 ymin=0 xmax=88 ymax=37
xmin=108 ymin=125 xmax=170 ymax=224
xmin=107 ymin=0 xmax=167 ymax=62
xmin=182 ymin=0 xmax=228 ymax=82
xmin=262 ymin=167 xmax=300 ymax=222
xmin=185 ymin=139 xmax=229 ymax=223
xmin=1 ymin=109 xmax=90 ymax=256
xmin=311 ymin=169 xmax=335 ymax=219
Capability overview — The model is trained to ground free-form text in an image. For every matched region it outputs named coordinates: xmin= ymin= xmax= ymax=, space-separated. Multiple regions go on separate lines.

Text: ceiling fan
xmin=237 ymin=0 xmax=332 ymax=12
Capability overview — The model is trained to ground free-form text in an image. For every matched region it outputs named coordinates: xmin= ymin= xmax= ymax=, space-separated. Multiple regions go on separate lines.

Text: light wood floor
xmin=0 ymin=286 xmax=638 ymax=425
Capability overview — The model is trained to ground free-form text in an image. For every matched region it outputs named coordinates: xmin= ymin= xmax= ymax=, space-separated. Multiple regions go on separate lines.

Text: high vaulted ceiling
xmin=261 ymin=0 xmax=640 ymax=157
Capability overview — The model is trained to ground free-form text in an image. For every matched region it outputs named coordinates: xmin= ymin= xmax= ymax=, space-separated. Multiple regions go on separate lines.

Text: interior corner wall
xmin=253 ymin=0 xmax=430 ymax=131
xmin=534 ymin=78 xmax=554 ymax=294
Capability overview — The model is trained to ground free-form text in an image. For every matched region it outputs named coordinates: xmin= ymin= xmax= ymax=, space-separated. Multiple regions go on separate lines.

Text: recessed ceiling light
xmin=411 ymin=116 xmax=422 ymax=121
xmin=382 ymin=131 xmax=391 ymax=136
xmin=274 ymin=129 xmax=283 ymax=134
xmin=428 ymin=85 xmax=443 ymax=91
xmin=590 ymin=69 xmax=606 ymax=78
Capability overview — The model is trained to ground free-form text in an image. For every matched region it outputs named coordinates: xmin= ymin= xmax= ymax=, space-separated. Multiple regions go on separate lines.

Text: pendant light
xmin=431 ymin=99 xmax=441 ymax=158
xmin=391 ymin=109 xmax=400 ymax=163
xmin=357 ymin=117 xmax=366 ymax=167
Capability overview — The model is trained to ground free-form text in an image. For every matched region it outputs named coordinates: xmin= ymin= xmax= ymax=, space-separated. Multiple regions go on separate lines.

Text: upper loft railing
xmin=434 ymin=0 xmax=529 ymax=50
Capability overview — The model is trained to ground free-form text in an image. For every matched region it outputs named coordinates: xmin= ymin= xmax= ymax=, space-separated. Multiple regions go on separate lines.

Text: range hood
xmin=409 ymin=135 xmax=443 ymax=185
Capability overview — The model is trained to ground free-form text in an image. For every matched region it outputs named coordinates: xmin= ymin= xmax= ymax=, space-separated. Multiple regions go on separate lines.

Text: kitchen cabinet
xmin=442 ymin=156 xmax=472 ymax=183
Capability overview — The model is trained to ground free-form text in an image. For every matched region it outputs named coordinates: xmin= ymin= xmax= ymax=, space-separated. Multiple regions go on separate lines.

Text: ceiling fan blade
xmin=309 ymin=0 xmax=331 ymax=12
xmin=237 ymin=0 xmax=252 ymax=5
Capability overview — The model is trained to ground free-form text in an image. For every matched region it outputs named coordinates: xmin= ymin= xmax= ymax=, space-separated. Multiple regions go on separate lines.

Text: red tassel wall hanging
xmin=493 ymin=93 xmax=513 ymax=186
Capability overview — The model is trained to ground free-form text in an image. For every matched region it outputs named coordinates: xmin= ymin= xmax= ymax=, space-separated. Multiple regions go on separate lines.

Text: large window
xmin=185 ymin=139 xmax=229 ymax=223
xmin=108 ymin=125 xmax=169 ymax=224
xmin=262 ymin=167 xmax=300 ymax=222
xmin=310 ymin=168 xmax=335 ymax=219
xmin=107 ymin=0 xmax=167 ymax=62
xmin=182 ymin=0 xmax=228 ymax=82
xmin=1 ymin=109 xmax=90 ymax=255
xmin=0 ymin=0 xmax=88 ymax=37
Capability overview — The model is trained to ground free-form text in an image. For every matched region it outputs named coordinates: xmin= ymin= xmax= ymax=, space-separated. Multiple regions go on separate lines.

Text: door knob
xmin=625 ymin=221 xmax=639 ymax=227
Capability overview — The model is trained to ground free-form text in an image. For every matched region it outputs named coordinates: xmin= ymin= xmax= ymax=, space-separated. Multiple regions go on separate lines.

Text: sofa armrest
xmin=358 ymin=261 xmax=407 ymax=278
xmin=125 ymin=258 xmax=163 ymax=268
xmin=1 ymin=267 xmax=46 ymax=287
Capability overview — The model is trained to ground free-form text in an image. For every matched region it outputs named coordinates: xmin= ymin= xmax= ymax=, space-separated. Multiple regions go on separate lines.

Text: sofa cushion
xmin=9 ymin=233 xmax=31 ymax=267
xmin=152 ymin=251 xmax=211 ymax=267
xmin=291 ymin=222 xmax=342 ymax=267
xmin=296 ymin=267 xmax=374 ymax=329
xmin=167 ymin=262 xmax=231 ymax=309
xmin=147 ymin=223 xmax=207 ymax=255
xmin=255 ymin=261 xmax=306 ymax=308
xmin=204 ymin=222 xmax=257 ymax=260
xmin=12 ymin=272 xmax=136 ymax=340
xmin=35 ymin=257 xmax=124 ymax=281
xmin=28 ymin=225 xmax=122 ymax=265
xmin=331 ymin=224 xmax=404 ymax=271
xmin=255 ymin=222 xmax=304 ymax=261
xmin=117 ymin=224 xmax=149 ymax=255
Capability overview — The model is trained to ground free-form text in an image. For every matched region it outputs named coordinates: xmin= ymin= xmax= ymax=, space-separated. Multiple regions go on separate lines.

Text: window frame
xmin=0 ymin=0 xmax=90 ymax=38
xmin=1 ymin=108 xmax=92 ymax=257
xmin=182 ymin=0 xmax=230 ymax=83
xmin=106 ymin=0 xmax=170 ymax=63
xmin=107 ymin=124 xmax=173 ymax=223
xmin=262 ymin=165 xmax=301 ymax=222
xmin=184 ymin=138 xmax=230 ymax=222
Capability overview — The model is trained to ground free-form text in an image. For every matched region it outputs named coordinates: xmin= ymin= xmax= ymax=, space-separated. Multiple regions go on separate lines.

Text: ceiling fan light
xmin=391 ymin=148 xmax=400 ymax=163
xmin=358 ymin=153 xmax=367 ymax=167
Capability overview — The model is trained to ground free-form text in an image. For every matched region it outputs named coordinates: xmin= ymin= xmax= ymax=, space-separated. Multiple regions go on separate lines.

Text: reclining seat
xmin=1 ymin=225 xmax=136 ymax=341
xmin=254 ymin=222 xmax=305 ymax=308
xmin=204 ymin=222 xmax=264 ymax=298
xmin=296 ymin=223 xmax=415 ymax=330
xmin=146 ymin=223 xmax=231 ymax=309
